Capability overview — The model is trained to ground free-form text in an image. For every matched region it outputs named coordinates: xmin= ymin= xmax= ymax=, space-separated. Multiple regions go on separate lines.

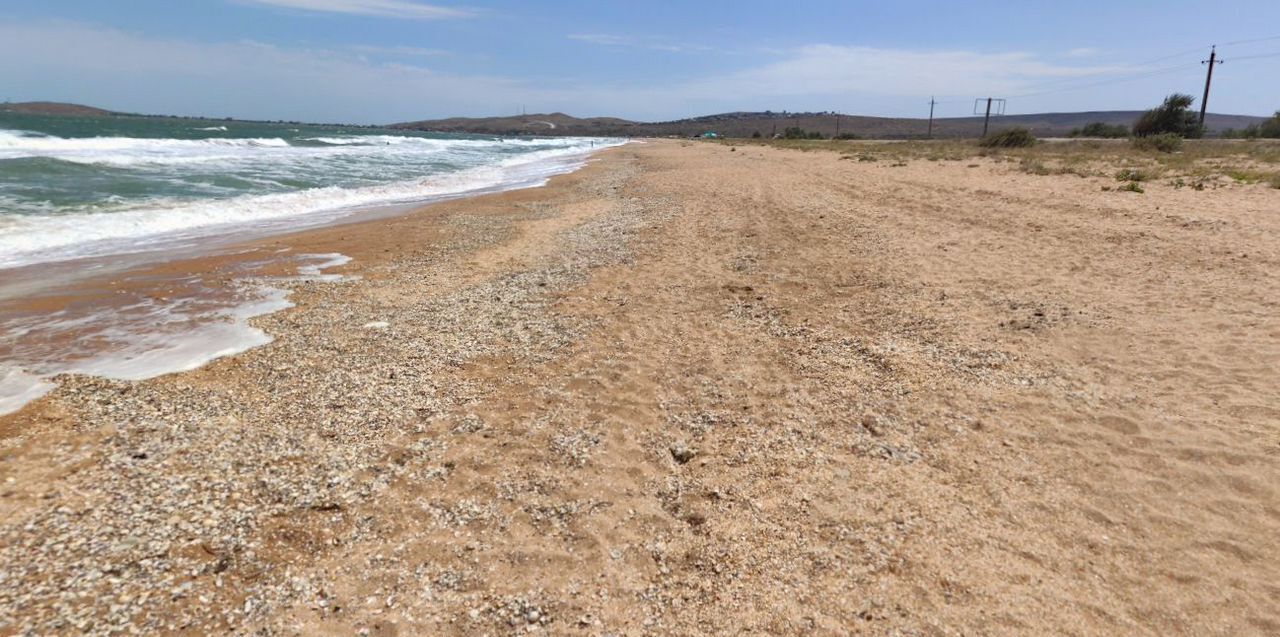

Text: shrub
xmin=1119 ymin=181 xmax=1145 ymax=193
xmin=751 ymin=130 xmax=762 ymax=138
xmin=1131 ymin=133 xmax=1183 ymax=153
xmin=979 ymin=127 xmax=1037 ymax=148
xmin=1020 ymin=159 xmax=1051 ymax=175
xmin=782 ymin=127 xmax=825 ymax=140
xmin=1133 ymin=93 xmax=1201 ymax=138
xmin=1270 ymin=174 xmax=1280 ymax=189
xmin=1071 ymin=122 xmax=1129 ymax=138
xmin=1114 ymin=168 xmax=1151 ymax=182
xmin=1260 ymin=111 xmax=1280 ymax=139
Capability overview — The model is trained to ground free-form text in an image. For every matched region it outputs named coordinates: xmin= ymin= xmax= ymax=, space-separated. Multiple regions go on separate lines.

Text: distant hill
xmin=0 ymin=101 xmax=116 ymax=117
xmin=394 ymin=110 xmax=1270 ymax=139
xmin=390 ymin=112 xmax=639 ymax=136
xmin=5 ymin=101 xmax=1267 ymax=139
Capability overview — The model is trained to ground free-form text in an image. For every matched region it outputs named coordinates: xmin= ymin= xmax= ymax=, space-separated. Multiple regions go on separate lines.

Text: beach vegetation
xmin=1070 ymin=122 xmax=1129 ymax=138
xmin=1019 ymin=159 xmax=1051 ymax=175
xmin=1262 ymin=112 xmax=1280 ymax=138
xmin=1133 ymin=94 xmax=1201 ymax=138
xmin=782 ymin=126 xmax=826 ymax=140
xmin=1221 ymin=112 xmax=1280 ymax=139
xmin=1114 ymin=168 xmax=1151 ymax=182
xmin=979 ymin=127 xmax=1037 ymax=148
xmin=1131 ymin=133 xmax=1183 ymax=153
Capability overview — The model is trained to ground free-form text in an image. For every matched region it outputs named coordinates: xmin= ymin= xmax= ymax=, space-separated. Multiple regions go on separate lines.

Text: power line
xmin=1199 ymin=46 xmax=1223 ymax=127
xmin=1228 ymin=50 xmax=1280 ymax=61
xmin=927 ymin=97 xmax=936 ymax=138
xmin=1005 ymin=62 xmax=1200 ymax=99
xmin=977 ymin=37 xmax=1280 ymax=102
xmin=1218 ymin=34 xmax=1280 ymax=47
xmin=924 ymin=39 xmax=1280 ymax=117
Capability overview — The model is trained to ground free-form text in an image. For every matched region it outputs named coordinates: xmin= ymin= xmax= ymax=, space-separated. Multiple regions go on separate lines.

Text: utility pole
xmin=927 ymin=97 xmax=936 ymax=139
xmin=982 ymin=97 xmax=993 ymax=137
xmin=835 ymin=113 xmax=841 ymax=139
xmin=1199 ymin=45 xmax=1224 ymax=130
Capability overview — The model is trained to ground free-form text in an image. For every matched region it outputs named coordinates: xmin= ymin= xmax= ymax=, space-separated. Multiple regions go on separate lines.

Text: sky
xmin=1 ymin=0 xmax=1278 ymax=124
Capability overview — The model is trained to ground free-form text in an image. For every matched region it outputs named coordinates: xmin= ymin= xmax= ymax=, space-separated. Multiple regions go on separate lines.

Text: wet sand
xmin=1 ymin=140 xmax=1278 ymax=635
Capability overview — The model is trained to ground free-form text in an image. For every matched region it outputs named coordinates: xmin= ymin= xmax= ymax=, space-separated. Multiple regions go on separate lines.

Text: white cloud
xmin=567 ymin=33 xmax=710 ymax=53
xmin=237 ymin=0 xmax=470 ymax=20
xmin=0 ymin=21 xmax=521 ymax=122
xmin=567 ymin=33 xmax=631 ymax=46
xmin=349 ymin=44 xmax=452 ymax=57
xmin=679 ymin=45 xmax=1132 ymax=99
xmin=1 ymin=21 xmax=1268 ymax=123
xmin=1066 ymin=47 xmax=1101 ymax=58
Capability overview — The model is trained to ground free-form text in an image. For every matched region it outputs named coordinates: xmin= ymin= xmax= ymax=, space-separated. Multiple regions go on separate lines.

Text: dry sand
xmin=1 ymin=140 xmax=1278 ymax=635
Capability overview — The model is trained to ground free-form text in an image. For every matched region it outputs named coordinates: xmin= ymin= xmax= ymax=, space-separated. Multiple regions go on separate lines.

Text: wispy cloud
xmin=0 ymin=21 xmax=1239 ymax=123
xmin=237 ymin=0 xmax=471 ymax=20
xmin=1065 ymin=47 xmax=1101 ymax=58
xmin=349 ymin=44 xmax=451 ymax=57
xmin=567 ymin=33 xmax=710 ymax=53
xmin=676 ymin=45 xmax=1133 ymax=99
xmin=0 ymin=21 xmax=519 ymax=122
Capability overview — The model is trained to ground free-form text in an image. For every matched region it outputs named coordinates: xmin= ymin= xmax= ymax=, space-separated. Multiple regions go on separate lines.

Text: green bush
xmin=1260 ymin=111 xmax=1280 ymax=139
xmin=1131 ymin=133 xmax=1182 ymax=153
xmin=1119 ymin=181 xmax=1145 ymax=193
xmin=978 ymin=127 xmax=1037 ymax=148
xmin=1133 ymin=94 xmax=1201 ymax=138
xmin=751 ymin=130 xmax=762 ymax=139
xmin=1070 ymin=122 xmax=1129 ymax=138
xmin=1020 ymin=158 xmax=1051 ymax=175
xmin=782 ymin=127 xmax=825 ymax=140
xmin=1115 ymin=168 xmax=1151 ymax=182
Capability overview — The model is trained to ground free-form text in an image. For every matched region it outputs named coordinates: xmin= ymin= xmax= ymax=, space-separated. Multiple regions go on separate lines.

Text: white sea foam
xmin=0 ymin=368 xmax=56 ymax=416
xmin=0 ymin=129 xmax=290 ymax=157
xmin=0 ymin=137 xmax=624 ymax=268
xmin=0 ymin=253 xmax=351 ymax=416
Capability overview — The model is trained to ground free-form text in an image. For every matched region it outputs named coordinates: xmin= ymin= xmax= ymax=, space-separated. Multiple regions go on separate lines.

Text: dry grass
xmin=719 ymin=137 xmax=1280 ymax=184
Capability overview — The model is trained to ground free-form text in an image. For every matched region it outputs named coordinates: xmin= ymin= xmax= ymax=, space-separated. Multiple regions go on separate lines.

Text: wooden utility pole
xmin=927 ymin=97 xmax=936 ymax=139
xmin=835 ymin=113 xmax=841 ymax=138
xmin=1199 ymin=45 xmax=1224 ymax=129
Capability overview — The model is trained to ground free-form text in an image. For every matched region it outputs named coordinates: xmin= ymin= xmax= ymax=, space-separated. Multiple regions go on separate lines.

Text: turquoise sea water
xmin=0 ymin=111 xmax=619 ymax=414
xmin=0 ymin=112 xmax=617 ymax=268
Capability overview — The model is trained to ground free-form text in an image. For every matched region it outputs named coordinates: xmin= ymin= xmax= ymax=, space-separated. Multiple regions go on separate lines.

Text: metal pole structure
xmin=1199 ymin=45 xmax=1223 ymax=130
xmin=927 ymin=97 xmax=936 ymax=139
xmin=982 ymin=97 xmax=993 ymax=137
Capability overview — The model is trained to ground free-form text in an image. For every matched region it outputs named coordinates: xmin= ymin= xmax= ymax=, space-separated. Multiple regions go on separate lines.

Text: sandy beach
xmin=2 ymin=139 xmax=1278 ymax=635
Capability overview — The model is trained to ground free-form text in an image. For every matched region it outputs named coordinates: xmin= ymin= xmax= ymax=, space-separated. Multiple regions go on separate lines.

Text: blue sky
xmin=1 ymin=0 xmax=1278 ymax=123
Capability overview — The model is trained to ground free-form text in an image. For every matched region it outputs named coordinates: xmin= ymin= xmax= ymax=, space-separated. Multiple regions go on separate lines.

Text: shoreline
xmin=2 ymin=139 xmax=1277 ymax=635
xmin=0 ymin=145 xmax=624 ymax=416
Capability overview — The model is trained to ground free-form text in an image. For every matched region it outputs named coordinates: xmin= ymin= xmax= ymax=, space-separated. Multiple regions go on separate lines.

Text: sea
xmin=0 ymin=111 xmax=622 ymax=413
